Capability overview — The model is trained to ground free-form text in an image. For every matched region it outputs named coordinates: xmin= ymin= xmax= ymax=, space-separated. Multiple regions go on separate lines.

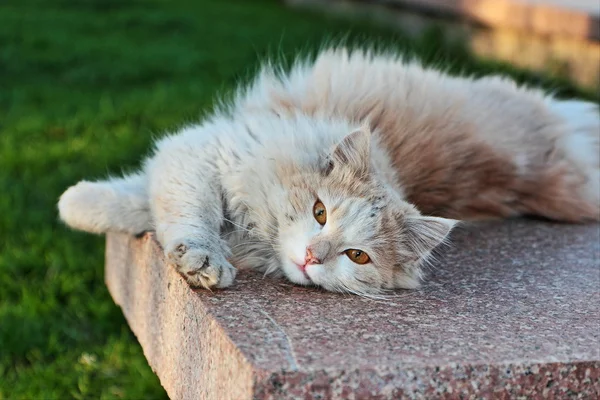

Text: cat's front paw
xmin=165 ymin=240 xmax=236 ymax=289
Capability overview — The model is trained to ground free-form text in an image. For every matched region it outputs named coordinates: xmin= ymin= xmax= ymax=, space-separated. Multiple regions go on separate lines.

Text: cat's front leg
xmin=145 ymin=126 xmax=237 ymax=289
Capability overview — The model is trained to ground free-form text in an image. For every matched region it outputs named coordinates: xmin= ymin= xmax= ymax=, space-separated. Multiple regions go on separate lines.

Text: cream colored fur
xmin=58 ymin=48 xmax=600 ymax=295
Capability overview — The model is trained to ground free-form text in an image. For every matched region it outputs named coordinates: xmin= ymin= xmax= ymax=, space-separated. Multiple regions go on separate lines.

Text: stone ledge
xmin=105 ymin=221 xmax=600 ymax=399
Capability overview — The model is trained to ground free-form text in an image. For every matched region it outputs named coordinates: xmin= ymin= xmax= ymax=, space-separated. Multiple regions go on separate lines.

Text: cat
xmin=58 ymin=48 xmax=600 ymax=296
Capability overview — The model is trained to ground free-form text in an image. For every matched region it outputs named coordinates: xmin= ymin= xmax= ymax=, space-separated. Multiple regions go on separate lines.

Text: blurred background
xmin=1 ymin=0 xmax=598 ymax=398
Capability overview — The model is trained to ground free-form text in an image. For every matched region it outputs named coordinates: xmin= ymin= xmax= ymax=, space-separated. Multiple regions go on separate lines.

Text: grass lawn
xmin=0 ymin=0 xmax=596 ymax=398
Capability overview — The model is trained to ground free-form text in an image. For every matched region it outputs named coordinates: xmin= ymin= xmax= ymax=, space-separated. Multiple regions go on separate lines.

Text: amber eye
xmin=313 ymin=200 xmax=327 ymax=225
xmin=345 ymin=249 xmax=370 ymax=265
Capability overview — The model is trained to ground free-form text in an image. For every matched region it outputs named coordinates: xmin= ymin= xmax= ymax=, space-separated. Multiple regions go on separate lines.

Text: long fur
xmin=58 ymin=48 xmax=600 ymax=294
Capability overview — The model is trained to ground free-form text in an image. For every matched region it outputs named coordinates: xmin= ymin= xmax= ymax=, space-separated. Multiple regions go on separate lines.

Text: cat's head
xmin=275 ymin=125 xmax=457 ymax=295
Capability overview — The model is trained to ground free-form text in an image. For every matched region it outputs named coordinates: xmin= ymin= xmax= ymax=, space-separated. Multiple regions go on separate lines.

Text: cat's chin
xmin=281 ymin=259 xmax=314 ymax=286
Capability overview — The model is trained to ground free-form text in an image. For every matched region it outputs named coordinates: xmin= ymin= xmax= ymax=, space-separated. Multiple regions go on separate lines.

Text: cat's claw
xmin=165 ymin=240 xmax=236 ymax=289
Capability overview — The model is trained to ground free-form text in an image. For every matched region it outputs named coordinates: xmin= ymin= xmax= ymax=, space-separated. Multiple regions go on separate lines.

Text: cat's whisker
xmin=221 ymin=229 xmax=253 ymax=239
xmin=222 ymin=217 xmax=252 ymax=233
xmin=330 ymin=276 xmax=389 ymax=300
xmin=241 ymin=201 xmax=280 ymax=231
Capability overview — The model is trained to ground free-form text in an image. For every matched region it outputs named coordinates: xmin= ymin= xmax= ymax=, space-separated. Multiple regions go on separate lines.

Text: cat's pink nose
xmin=305 ymin=248 xmax=321 ymax=265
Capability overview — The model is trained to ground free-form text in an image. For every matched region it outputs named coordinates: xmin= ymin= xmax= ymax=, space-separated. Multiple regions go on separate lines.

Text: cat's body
xmin=59 ymin=49 xmax=600 ymax=295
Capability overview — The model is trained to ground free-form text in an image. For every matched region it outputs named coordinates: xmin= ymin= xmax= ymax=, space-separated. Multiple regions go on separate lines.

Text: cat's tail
xmin=58 ymin=174 xmax=152 ymax=235
xmin=547 ymin=99 xmax=600 ymax=215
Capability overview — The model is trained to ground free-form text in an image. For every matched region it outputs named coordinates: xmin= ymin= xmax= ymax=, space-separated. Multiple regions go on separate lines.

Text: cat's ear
xmin=404 ymin=216 xmax=458 ymax=258
xmin=323 ymin=125 xmax=371 ymax=176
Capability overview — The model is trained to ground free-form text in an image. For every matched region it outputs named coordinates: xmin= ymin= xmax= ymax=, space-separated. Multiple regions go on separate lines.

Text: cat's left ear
xmin=404 ymin=216 xmax=458 ymax=259
xmin=323 ymin=125 xmax=371 ymax=176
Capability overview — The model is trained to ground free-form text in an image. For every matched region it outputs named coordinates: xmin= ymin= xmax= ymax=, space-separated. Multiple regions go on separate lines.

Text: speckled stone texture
xmin=105 ymin=220 xmax=600 ymax=399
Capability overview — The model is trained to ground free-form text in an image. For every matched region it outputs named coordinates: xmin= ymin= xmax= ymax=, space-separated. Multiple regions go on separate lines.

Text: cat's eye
xmin=313 ymin=200 xmax=327 ymax=225
xmin=345 ymin=249 xmax=371 ymax=265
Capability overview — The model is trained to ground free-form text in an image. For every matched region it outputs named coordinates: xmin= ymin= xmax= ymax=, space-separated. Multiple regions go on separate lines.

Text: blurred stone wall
xmin=286 ymin=0 xmax=600 ymax=92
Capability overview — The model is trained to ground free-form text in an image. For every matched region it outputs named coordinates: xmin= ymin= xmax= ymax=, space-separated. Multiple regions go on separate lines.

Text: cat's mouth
xmin=280 ymin=252 xmax=315 ymax=286
xmin=294 ymin=262 xmax=313 ymax=282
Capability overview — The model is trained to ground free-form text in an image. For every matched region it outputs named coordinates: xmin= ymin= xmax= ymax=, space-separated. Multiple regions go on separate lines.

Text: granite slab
xmin=105 ymin=220 xmax=600 ymax=399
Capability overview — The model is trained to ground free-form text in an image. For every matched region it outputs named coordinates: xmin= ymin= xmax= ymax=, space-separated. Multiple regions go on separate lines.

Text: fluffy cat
xmin=58 ymin=48 xmax=600 ymax=296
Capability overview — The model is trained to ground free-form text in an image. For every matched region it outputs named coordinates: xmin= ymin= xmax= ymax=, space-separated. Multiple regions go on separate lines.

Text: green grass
xmin=0 ymin=0 xmax=595 ymax=398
